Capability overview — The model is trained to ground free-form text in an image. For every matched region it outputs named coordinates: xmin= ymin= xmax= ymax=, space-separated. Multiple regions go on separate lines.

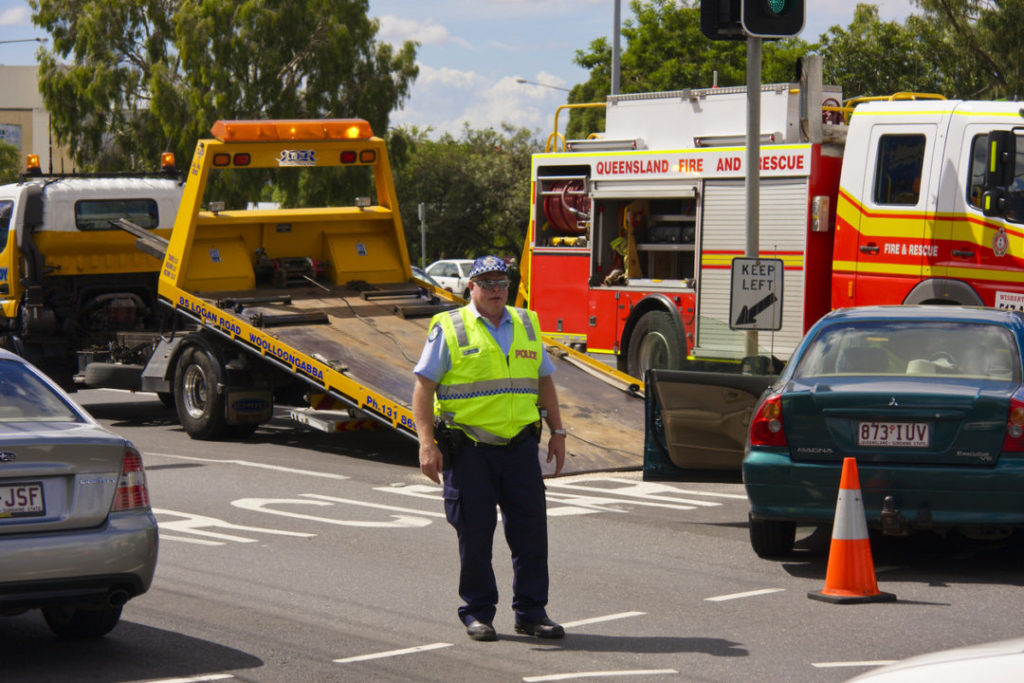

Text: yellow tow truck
xmin=147 ymin=119 xmax=642 ymax=474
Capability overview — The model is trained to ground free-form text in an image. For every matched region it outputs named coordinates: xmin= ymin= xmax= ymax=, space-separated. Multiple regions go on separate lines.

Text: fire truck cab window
xmin=75 ymin=198 xmax=160 ymax=231
xmin=873 ymin=134 xmax=925 ymax=205
xmin=0 ymin=200 xmax=12 ymax=251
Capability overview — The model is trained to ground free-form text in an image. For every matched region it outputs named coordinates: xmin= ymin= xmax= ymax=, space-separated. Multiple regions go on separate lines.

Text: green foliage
xmin=0 ymin=140 xmax=19 ymax=184
xmin=390 ymin=125 xmax=540 ymax=267
xmin=30 ymin=0 xmax=418 ymax=205
xmin=566 ymin=0 xmax=811 ymax=139
xmin=913 ymin=0 xmax=1024 ymax=100
xmin=817 ymin=4 xmax=984 ymax=100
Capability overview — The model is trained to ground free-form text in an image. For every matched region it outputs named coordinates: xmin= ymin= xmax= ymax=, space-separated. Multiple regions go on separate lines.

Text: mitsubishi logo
xmin=0 ymin=451 xmax=15 ymax=463
xmin=888 ymin=397 xmax=899 ymax=407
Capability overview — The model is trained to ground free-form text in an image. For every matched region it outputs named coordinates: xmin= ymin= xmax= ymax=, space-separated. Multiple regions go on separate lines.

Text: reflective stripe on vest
xmin=431 ymin=305 xmax=543 ymax=444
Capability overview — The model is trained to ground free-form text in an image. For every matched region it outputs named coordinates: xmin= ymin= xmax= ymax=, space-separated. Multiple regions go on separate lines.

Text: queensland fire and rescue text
xmin=593 ymin=152 xmax=806 ymax=178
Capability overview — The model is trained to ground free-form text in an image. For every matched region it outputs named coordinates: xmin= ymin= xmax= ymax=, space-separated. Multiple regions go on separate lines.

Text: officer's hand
xmin=420 ymin=441 xmax=444 ymax=484
xmin=546 ymin=433 xmax=566 ymax=476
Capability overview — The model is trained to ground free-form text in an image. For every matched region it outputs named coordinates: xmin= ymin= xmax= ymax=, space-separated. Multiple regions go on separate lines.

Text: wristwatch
xmin=550 ymin=428 xmax=567 ymax=436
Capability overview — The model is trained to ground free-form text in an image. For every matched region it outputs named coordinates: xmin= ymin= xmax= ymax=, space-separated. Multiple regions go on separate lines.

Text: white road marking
xmin=142 ymin=675 xmax=235 ymax=682
xmin=334 ymin=642 xmax=453 ymax=663
xmin=301 ymin=493 xmax=446 ymax=518
xmin=156 ymin=534 xmax=225 ymax=546
xmin=523 ymin=669 xmax=678 ymax=682
xmin=145 ymin=452 xmax=350 ymax=480
xmin=811 ymin=660 xmax=898 ymax=669
xmin=705 ymin=588 xmax=786 ymax=602
xmin=562 ymin=611 xmax=646 ymax=628
xmin=153 ymin=508 xmax=315 ymax=544
xmin=232 ymin=496 xmax=434 ymax=528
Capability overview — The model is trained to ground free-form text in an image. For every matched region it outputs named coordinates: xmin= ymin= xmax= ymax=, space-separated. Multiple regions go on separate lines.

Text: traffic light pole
xmin=744 ymin=35 xmax=761 ymax=358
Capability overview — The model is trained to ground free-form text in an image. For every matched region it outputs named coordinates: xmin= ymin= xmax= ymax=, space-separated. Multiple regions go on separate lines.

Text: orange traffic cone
xmin=808 ymin=457 xmax=896 ymax=604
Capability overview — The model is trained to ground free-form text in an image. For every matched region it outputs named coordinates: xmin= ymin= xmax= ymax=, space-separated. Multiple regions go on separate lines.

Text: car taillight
xmin=749 ymin=394 xmax=787 ymax=447
xmin=1002 ymin=399 xmax=1024 ymax=452
xmin=112 ymin=449 xmax=150 ymax=511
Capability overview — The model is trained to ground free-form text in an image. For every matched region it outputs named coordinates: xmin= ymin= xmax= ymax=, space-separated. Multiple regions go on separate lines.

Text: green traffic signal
xmin=742 ymin=0 xmax=803 ymax=36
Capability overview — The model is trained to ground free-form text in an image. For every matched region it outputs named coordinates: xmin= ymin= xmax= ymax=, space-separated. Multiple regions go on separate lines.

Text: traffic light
xmin=701 ymin=0 xmax=744 ymax=41
xmin=741 ymin=0 xmax=804 ymax=37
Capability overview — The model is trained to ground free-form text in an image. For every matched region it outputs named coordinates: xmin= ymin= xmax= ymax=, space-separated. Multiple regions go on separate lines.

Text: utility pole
xmin=417 ymin=202 xmax=426 ymax=269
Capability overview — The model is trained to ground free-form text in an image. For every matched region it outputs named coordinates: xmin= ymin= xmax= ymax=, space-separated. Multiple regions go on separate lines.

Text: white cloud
xmin=0 ymin=6 xmax=29 ymax=26
xmin=392 ymin=66 xmax=565 ymax=138
xmin=377 ymin=14 xmax=469 ymax=47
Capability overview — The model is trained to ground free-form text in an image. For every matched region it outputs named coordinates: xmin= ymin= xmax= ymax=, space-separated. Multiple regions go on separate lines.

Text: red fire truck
xmin=519 ymin=58 xmax=1024 ymax=384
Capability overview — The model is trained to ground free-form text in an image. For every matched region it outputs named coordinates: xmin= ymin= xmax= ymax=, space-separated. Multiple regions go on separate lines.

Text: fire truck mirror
xmin=985 ymin=130 xmax=1015 ymax=190
xmin=810 ymin=195 xmax=830 ymax=233
xmin=982 ymin=189 xmax=1007 ymax=219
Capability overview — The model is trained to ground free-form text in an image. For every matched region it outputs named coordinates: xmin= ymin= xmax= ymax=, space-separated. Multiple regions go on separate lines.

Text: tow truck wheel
xmin=626 ymin=311 xmax=683 ymax=379
xmin=174 ymin=346 xmax=230 ymax=440
xmin=748 ymin=513 xmax=796 ymax=557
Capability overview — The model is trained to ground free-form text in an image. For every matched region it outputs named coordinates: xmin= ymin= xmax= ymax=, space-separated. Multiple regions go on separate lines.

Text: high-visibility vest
xmin=432 ymin=305 xmax=543 ymax=444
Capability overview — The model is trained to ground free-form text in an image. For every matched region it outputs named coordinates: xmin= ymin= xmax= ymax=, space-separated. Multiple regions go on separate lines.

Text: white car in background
xmin=425 ymin=259 xmax=475 ymax=299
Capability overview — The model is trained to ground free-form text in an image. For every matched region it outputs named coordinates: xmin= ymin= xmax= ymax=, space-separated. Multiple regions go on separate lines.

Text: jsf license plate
xmin=858 ymin=422 xmax=929 ymax=447
xmin=0 ymin=482 xmax=44 ymax=517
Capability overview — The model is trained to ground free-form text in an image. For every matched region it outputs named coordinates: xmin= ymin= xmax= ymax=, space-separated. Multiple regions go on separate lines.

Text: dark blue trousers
xmin=442 ymin=435 xmax=549 ymax=626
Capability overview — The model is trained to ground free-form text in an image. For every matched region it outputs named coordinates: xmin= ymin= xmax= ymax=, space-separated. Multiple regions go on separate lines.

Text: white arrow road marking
xmin=153 ymin=508 xmax=315 ymax=545
xmin=232 ymin=496 xmax=435 ymax=528
xmin=334 ymin=642 xmax=453 ymax=663
xmin=145 ymin=452 xmax=350 ymax=479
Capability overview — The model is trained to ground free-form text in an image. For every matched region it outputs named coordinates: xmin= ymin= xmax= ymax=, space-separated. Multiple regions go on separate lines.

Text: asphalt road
xmin=2 ymin=389 xmax=1023 ymax=683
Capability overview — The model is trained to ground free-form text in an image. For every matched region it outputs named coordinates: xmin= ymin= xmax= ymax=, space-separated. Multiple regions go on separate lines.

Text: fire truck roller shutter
xmin=543 ymin=179 xmax=589 ymax=235
xmin=618 ymin=294 xmax=687 ymax=380
xmin=902 ymin=279 xmax=983 ymax=306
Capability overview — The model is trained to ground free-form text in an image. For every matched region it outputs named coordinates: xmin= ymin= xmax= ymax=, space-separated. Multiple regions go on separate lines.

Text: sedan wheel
xmin=749 ymin=513 xmax=796 ymax=557
xmin=42 ymin=605 xmax=123 ymax=638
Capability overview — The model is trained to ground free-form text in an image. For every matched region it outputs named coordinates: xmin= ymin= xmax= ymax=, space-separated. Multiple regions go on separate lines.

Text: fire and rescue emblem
xmin=994 ymin=227 xmax=1009 ymax=257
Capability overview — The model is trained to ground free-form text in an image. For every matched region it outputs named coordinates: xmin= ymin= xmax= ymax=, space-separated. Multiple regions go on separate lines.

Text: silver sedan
xmin=0 ymin=348 xmax=157 ymax=638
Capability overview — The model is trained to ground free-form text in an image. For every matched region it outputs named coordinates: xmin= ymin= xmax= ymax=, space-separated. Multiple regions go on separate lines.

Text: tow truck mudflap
xmin=644 ymin=368 xmax=775 ymax=481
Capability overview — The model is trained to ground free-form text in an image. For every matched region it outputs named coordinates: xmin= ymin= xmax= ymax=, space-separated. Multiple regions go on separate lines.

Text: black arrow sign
xmin=734 ymin=292 xmax=778 ymax=326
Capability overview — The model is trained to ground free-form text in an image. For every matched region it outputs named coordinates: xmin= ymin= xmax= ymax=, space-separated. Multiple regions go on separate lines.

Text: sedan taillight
xmin=749 ymin=394 xmax=787 ymax=447
xmin=112 ymin=449 xmax=150 ymax=511
xmin=1002 ymin=399 xmax=1024 ymax=453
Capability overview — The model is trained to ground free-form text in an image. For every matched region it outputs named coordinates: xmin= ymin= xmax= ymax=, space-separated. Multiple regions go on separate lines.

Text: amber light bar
xmin=210 ymin=119 xmax=374 ymax=143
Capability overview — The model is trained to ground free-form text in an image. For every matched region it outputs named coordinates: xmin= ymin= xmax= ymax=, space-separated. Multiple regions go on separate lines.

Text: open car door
xmin=644 ymin=368 xmax=775 ymax=481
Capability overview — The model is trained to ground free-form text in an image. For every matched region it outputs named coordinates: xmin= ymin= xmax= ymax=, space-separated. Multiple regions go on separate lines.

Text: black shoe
xmin=465 ymin=619 xmax=497 ymax=641
xmin=514 ymin=616 xmax=565 ymax=639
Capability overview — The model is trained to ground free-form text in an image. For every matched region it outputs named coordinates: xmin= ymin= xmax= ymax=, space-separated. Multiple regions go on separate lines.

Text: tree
xmin=566 ymin=0 xmax=811 ymax=139
xmin=816 ymin=4 xmax=985 ymax=101
xmin=914 ymin=0 xmax=1024 ymax=100
xmin=30 ymin=0 xmax=418 ymax=205
xmin=0 ymin=141 xmax=19 ymax=184
xmin=390 ymin=125 xmax=539 ymax=268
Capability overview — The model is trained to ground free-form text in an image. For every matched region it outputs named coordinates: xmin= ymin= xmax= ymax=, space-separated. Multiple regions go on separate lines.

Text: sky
xmin=0 ymin=0 xmax=917 ymax=138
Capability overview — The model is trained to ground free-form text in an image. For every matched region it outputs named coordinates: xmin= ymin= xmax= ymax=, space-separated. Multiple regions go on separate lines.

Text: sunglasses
xmin=472 ymin=278 xmax=510 ymax=291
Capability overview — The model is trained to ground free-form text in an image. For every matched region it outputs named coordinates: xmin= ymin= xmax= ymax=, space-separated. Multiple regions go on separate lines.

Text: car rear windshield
xmin=793 ymin=320 xmax=1020 ymax=382
xmin=0 ymin=360 xmax=81 ymax=422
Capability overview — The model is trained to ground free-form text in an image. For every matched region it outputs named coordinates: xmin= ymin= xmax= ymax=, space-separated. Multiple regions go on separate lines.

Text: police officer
xmin=412 ymin=255 xmax=566 ymax=642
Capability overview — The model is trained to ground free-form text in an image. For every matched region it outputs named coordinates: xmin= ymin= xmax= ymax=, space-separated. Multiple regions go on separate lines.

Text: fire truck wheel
xmin=174 ymin=346 xmax=230 ymax=440
xmin=626 ymin=311 xmax=684 ymax=379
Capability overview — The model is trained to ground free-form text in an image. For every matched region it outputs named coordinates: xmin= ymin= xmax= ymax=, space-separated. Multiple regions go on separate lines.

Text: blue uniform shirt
xmin=414 ymin=301 xmax=555 ymax=382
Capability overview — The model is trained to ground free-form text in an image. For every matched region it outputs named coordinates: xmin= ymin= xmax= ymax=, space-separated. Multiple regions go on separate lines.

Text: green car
xmin=743 ymin=305 xmax=1024 ymax=557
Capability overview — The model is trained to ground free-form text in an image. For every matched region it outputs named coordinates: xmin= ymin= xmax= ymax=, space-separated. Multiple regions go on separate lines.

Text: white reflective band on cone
xmin=831 ymin=489 xmax=869 ymax=540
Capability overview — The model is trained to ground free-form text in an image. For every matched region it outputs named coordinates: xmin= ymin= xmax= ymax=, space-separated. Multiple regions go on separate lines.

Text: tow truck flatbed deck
xmin=190 ymin=280 xmax=644 ymax=475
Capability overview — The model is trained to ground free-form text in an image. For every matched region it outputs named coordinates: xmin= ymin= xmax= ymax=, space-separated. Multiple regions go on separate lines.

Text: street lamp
xmin=0 ymin=38 xmax=47 ymax=45
xmin=515 ymin=77 xmax=569 ymax=93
